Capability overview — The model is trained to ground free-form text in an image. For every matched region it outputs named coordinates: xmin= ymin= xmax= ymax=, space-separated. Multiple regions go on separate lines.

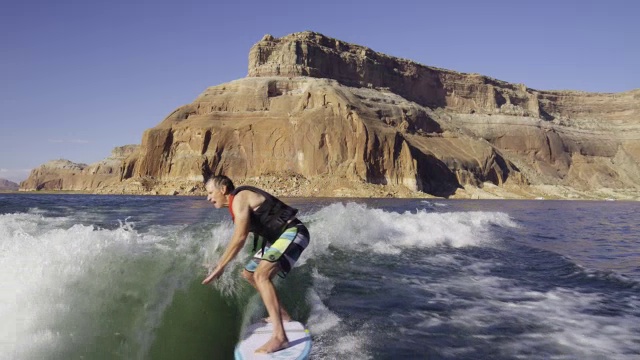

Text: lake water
xmin=1 ymin=194 xmax=639 ymax=359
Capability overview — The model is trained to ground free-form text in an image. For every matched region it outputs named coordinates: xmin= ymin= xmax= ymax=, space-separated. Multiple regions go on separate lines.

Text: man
xmin=201 ymin=175 xmax=310 ymax=354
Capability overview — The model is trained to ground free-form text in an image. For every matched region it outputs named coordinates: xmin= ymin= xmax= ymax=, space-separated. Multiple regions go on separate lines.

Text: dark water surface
xmin=1 ymin=194 xmax=639 ymax=359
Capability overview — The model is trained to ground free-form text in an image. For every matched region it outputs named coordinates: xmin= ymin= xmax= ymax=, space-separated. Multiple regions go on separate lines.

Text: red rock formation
xmin=21 ymin=32 xmax=640 ymax=199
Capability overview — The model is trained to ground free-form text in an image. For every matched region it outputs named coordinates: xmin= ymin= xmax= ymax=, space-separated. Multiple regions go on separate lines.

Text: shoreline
xmin=7 ymin=174 xmax=639 ymax=201
xmin=5 ymin=186 xmax=638 ymax=202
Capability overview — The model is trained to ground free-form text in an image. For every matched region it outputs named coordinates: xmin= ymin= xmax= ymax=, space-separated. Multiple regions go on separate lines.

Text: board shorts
xmin=245 ymin=219 xmax=310 ymax=278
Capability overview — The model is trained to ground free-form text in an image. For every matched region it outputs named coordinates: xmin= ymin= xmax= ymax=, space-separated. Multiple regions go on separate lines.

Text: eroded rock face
xmin=21 ymin=32 xmax=640 ymax=199
xmin=249 ymin=32 xmax=639 ymax=120
xmin=119 ymin=76 xmax=521 ymax=197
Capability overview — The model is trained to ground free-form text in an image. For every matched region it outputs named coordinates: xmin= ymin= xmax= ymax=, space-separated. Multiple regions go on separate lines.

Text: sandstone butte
xmin=20 ymin=31 xmax=640 ymax=200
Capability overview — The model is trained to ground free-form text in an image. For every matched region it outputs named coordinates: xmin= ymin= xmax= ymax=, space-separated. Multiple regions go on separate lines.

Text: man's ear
xmin=220 ymin=185 xmax=228 ymax=195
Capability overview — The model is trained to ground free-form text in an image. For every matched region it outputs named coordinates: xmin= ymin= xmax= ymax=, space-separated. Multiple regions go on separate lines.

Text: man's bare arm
xmin=202 ymin=192 xmax=251 ymax=285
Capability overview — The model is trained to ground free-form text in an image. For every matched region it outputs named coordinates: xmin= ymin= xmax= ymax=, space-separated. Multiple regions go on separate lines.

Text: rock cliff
xmin=21 ymin=32 xmax=640 ymax=199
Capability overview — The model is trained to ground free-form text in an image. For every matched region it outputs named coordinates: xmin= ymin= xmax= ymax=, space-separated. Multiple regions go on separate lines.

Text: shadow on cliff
xmin=410 ymin=146 xmax=462 ymax=198
xmin=338 ymin=64 xmax=449 ymax=110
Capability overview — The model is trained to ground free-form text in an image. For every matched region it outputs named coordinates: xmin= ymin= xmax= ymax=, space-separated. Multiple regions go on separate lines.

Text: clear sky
xmin=1 ymin=0 xmax=638 ymax=183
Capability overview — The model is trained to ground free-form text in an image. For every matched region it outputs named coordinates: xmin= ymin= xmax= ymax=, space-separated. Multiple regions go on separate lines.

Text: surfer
xmin=202 ymin=175 xmax=311 ymax=354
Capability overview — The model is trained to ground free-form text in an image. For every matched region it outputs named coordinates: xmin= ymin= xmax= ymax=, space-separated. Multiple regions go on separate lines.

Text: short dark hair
xmin=205 ymin=175 xmax=235 ymax=194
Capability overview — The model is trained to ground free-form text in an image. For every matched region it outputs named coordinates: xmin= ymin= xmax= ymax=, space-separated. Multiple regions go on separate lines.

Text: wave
xmin=4 ymin=196 xmax=640 ymax=359
xmin=0 ymin=212 xmax=196 ymax=360
xmin=200 ymin=201 xmax=518 ymax=285
xmin=413 ymin=269 xmax=640 ymax=358
xmin=301 ymin=202 xmax=517 ymax=258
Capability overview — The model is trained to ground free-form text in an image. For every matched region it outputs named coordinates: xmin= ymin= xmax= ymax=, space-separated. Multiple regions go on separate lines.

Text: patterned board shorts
xmin=245 ymin=220 xmax=310 ymax=278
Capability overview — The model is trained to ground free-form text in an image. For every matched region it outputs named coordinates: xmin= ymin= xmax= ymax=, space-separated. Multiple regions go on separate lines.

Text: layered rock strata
xmin=21 ymin=32 xmax=640 ymax=199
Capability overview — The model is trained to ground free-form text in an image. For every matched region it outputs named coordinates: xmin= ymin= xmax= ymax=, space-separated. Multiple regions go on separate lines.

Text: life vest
xmin=228 ymin=186 xmax=298 ymax=251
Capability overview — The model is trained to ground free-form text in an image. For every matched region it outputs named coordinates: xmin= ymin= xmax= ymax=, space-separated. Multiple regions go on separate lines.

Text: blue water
xmin=1 ymin=194 xmax=639 ymax=359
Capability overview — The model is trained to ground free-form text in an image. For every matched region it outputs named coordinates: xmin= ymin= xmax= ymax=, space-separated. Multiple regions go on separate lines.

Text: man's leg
xmin=242 ymin=269 xmax=291 ymax=322
xmin=253 ymin=260 xmax=289 ymax=353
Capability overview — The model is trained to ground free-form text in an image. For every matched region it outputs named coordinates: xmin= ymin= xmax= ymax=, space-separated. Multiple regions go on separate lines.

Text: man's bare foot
xmin=255 ymin=337 xmax=289 ymax=354
xmin=262 ymin=314 xmax=292 ymax=323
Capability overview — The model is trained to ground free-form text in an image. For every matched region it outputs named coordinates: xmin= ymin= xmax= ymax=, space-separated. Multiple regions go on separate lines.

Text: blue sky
xmin=1 ymin=0 xmax=638 ymax=183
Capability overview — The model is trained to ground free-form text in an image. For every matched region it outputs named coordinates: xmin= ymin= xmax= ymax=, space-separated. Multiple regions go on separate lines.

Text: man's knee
xmin=254 ymin=262 xmax=279 ymax=284
xmin=254 ymin=268 xmax=270 ymax=284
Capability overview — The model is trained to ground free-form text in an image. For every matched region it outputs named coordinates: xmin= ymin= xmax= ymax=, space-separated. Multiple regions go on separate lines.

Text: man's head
xmin=205 ymin=175 xmax=235 ymax=208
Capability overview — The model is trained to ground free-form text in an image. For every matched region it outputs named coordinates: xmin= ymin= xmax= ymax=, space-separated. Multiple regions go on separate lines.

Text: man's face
xmin=206 ymin=182 xmax=227 ymax=209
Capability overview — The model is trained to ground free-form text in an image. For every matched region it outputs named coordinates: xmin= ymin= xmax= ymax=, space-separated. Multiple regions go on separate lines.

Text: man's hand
xmin=202 ymin=266 xmax=224 ymax=285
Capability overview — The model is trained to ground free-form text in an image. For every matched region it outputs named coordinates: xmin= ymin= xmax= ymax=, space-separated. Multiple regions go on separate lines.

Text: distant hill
xmin=0 ymin=178 xmax=19 ymax=191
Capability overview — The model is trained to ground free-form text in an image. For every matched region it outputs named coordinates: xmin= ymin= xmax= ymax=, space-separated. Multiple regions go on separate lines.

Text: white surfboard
xmin=234 ymin=321 xmax=312 ymax=360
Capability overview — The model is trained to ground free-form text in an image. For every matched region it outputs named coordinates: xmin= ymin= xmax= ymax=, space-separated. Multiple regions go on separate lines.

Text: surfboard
xmin=234 ymin=321 xmax=312 ymax=360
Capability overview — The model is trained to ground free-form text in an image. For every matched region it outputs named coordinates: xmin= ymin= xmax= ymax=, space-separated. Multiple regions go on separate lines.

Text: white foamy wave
xmin=0 ymin=212 xmax=67 ymax=240
xmin=0 ymin=213 xmax=171 ymax=360
xmin=309 ymin=268 xmax=334 ymax=301
xmin=403 ymin=259 xmax=640 ymax=358
xmin=306 ymin=287 xmax=372 ymax=360
xmin=201 ymin=221 xmax=256 ymax=298
xmin=304 ymin=202 xmax=517 ymax=256
xmin=306 ymin=272 xmax=340 ymax=335
xmin=304 ymin=270 xmax=375 ymax=359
